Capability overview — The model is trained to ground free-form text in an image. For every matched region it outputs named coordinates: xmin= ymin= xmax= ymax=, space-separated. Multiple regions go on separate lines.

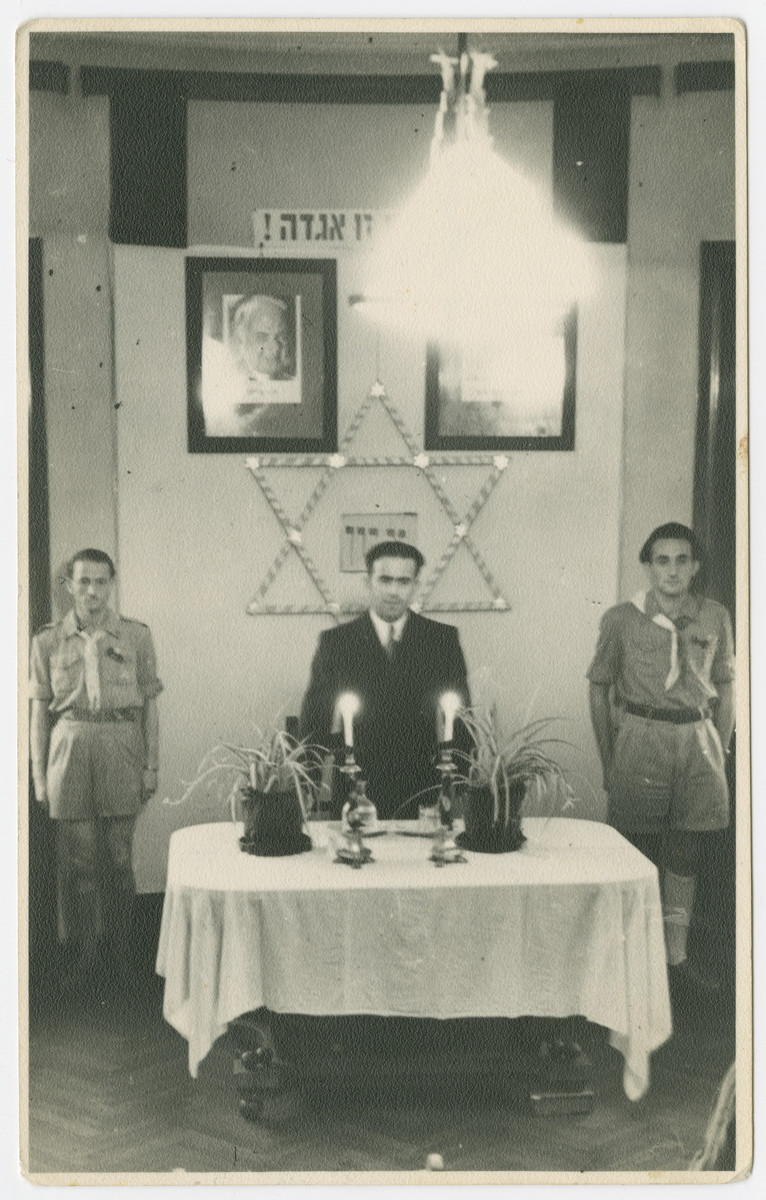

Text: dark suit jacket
xmin=299 ymin=610 xmax=471 ymax=819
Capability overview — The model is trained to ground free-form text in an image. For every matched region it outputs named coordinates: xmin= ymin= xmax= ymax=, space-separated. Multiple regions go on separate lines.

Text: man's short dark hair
xmin=365 ymin=540 xmax=425 ymax=576
xmin=639 ymin=523 xmax=703 ymax=566
xmin=66 ymin=548 xmax=116 ymax=579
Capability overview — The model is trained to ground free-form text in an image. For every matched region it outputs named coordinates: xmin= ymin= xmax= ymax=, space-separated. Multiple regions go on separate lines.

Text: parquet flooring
xmin=24 ymin=965 xmax=736 ymax=1181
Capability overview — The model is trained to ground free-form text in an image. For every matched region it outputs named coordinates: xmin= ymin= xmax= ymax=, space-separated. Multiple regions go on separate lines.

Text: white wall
xmin=117 ymin=239 xmax=626 ymax=889
xmin=30 ymin=85 xmax=114 ymax=614
xmin=620 ymin=88 xmax=735 ymax=597
xmin=41 ymin=236 xmax=117 ymax=616
xmin=116 ymin=97 xmax=626 ymax=888
xmin=29 ymin=53 xmax=736 ymax=891
xmin=29 ymin=90 xmax=109 ymax=240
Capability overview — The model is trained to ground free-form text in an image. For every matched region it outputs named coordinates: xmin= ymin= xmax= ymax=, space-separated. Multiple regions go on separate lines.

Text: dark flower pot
xmin=240 ymin=788 xmax=312 ymax=857
xmin=457 ymin=781 xmax=526 ymax=853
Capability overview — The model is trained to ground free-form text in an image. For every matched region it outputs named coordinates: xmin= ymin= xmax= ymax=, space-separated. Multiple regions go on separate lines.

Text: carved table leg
xmin=528 ymin=1018 xmax=594 ymax=1115
xmin=230 ymin=1010 xmax=295 ymax=1122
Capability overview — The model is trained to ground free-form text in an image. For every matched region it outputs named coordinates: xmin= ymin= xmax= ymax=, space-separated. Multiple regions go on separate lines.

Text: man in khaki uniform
xmin=30 ymin=549 xmax=162 ymax=990
xmin=588 ymin=523 xmax=734 ymax=994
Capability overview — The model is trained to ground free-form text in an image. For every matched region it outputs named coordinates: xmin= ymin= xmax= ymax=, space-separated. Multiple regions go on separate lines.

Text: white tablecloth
xmin=156 ymin=817 xmax=672 ymax=1099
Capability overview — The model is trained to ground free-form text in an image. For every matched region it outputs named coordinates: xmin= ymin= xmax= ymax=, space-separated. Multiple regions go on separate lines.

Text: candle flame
xmin=337 ymin=692 xmax=361 ymax=747
xmin=439 ymin=691 xmax=462 ymax=743
xmin=338 ymin=692 xmax=361 ymax=719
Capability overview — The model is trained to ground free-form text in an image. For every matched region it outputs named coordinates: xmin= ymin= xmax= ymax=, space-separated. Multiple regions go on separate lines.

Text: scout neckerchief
xmin=76 ymin=626 xmax=106 ymax=710
xmin=630 ymin=591 xmax=684 ymax=691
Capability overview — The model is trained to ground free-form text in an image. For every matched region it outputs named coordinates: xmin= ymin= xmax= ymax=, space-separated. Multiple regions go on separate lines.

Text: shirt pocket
xmin=624 ymin=625 xmax=672 ymax=693
xmin=101 ymin=645 xmax=138 ymax=692
xmin=684 ymin=631 xmax=717 ymax=680
xmin=50 ymin=645 xmax=83 ymax=694
xmin=626 ymin=623 xmax=669 ymax=664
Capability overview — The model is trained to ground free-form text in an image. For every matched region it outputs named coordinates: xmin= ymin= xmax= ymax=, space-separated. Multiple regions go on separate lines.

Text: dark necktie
xmin=386 ymin=623 xmax=397 ymax=660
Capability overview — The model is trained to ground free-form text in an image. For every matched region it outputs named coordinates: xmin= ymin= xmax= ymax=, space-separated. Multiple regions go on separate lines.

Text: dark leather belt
xmin=61 ymin=707 xmax=140 ymax=723
xmin=622 ymin=699 xmax=709 ymax=725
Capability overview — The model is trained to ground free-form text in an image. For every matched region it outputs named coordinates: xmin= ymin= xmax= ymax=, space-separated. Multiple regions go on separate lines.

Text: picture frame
xmin=424 ymin=307 xmax=578 ymax=451
xmin=186 ymin=256 xmax=337 ymax=453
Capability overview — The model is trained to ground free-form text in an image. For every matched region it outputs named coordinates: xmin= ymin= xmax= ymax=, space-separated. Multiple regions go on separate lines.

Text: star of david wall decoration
xmin=246 ymin=382 xmax=511 ymax=620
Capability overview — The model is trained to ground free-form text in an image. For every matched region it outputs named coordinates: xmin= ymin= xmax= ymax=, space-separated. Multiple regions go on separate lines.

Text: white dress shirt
xmin=369 ymin=609 xmax=409 ymax=651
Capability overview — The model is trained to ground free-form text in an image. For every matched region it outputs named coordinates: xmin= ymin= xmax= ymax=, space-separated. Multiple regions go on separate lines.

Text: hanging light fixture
xmin=352 ymin=38 xmax=593 ymax=354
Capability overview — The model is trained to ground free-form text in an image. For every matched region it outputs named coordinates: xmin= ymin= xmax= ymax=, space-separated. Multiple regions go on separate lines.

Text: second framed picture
xmin=424 ymin=308 xmax=578 ymax=451
xmin=187 ymin=256 xmax=337 ymax=453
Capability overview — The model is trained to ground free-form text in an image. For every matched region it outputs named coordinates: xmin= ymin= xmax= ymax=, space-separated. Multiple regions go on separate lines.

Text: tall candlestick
xmin=439 ymin=691 xmax=462 ymax=744
xmin=337 ymin=692 xmax=361 ymax=748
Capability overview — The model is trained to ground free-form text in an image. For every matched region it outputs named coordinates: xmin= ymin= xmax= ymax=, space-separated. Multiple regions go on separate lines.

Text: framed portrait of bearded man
xmin=186 ymin=255 xmax=337 ymax=453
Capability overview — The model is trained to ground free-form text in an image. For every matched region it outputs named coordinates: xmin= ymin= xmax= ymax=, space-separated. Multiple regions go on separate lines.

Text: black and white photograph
xmin=186 ymin=255 xmax=337 ymax=451
xmin=424 ymin=308 xmax=578 ymax=450
xmin=17 ymin=14 xmax=752 ymax=1188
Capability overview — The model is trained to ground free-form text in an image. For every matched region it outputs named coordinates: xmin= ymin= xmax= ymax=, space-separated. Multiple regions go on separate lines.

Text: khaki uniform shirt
xmin=587 ymin=592 xmax=734 ymax=710
xmin=30 ymin=608 xmax=163 ymax=714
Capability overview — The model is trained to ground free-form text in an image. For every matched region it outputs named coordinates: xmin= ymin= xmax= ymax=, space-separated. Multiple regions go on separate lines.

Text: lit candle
xmin=337 ymin=692 xmax=361 ymax=748
xmin=439 ymin=691 xmax=462 ymax=744
xmin=249 ymin=761 xmax=257 ymax=790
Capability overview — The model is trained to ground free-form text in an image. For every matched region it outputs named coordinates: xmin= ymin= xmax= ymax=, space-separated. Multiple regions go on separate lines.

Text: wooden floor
xmin=24 ymin=963 xmax=736 ymax=1180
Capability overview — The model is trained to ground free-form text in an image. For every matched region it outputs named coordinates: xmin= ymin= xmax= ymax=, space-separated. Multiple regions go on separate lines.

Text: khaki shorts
xmin=608 ymin=711 xmax=729 ymax=834
xmin=47 ymin=716 xmax=145 ymax=820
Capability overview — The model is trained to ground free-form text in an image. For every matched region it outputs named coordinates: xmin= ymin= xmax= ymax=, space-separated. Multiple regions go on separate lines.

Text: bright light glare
xmin=359 ymin=139 xmax=594 ymax=348
xmin=437 ymin=330 xmax=568 ymax=434
xmin=338 ymin=692 xmax=361 ymax=717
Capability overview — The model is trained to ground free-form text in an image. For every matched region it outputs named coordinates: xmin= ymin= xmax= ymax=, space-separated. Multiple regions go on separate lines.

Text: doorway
xmin=28 ymin=238 xmax=57 ymax=1002
xmin=693 ymin=240 xmax=736 ymax=620
xmin=690 ymin=239 xmax=737 ymax=992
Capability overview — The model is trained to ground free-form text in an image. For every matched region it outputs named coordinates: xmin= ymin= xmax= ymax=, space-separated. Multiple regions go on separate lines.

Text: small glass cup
xmin=418 ymin=803 xmax=441 ymax=834
xmin=327 ymin=828 xmax=346 ymax=859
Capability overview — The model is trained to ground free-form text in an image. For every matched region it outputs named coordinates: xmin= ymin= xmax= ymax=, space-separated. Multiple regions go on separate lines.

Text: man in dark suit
xmin=300 ymin=541 xmax=471 ymax=819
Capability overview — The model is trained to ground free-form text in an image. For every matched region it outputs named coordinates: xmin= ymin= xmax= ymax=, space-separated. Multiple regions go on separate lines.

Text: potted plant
xmin=453 ymin=706 xmax=572 ymax=853
xmin=168 ymin=728 xmax=328 ymax=857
